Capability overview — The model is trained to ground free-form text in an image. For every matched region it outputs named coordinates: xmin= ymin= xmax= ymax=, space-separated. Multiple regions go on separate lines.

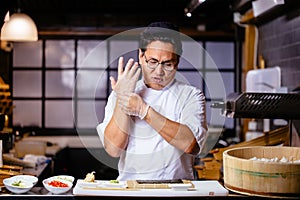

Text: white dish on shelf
xmin=168 ymin=183 xmax=193 ymax=191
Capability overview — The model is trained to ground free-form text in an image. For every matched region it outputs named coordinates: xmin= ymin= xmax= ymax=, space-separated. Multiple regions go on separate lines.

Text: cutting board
xmin=127 ymin=179 xmax=193 ymax=189
xmin=73 ymin=180 xmax=228 ymax=196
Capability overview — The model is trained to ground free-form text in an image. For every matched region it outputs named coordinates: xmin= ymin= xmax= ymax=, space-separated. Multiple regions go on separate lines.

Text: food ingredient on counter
xmin=84 ymin=171 xmax=95 ymax=182
xmin=249 ymin=156 xmax=300 ymax=163
xmin=109 ymin=180 xmax=119 ymax=184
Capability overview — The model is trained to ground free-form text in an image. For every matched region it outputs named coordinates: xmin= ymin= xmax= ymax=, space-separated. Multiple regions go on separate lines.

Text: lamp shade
xmin=1 ymin=12 xmax=38 ymax=42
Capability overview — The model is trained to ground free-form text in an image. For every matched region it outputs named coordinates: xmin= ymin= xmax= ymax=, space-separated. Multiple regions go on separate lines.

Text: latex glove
xmin=110 ymin=57 xmax=141 ymax=94
xmin=117 ymin=93 xmax=150 ymax=119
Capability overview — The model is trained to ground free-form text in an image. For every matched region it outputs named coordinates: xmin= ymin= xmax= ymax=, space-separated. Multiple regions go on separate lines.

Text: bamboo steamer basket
xmin=223 ymin=146 xmax=300 ymax=197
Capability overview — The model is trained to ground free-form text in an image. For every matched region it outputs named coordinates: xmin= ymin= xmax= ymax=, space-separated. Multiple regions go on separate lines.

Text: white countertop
xmin=73 ymin=180 xmax=229 ymax=197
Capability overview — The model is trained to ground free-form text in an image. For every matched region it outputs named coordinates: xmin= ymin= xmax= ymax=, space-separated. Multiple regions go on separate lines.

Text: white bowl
xmin=3 ymin=177 xmax=34 ymax=194
xmin=49 ymin=175 xmax=75 ymax=183
xmin=43 ymin=177 xmax=73 ymax=194
xmin=12 ymin=175 xmax=39 ymax=186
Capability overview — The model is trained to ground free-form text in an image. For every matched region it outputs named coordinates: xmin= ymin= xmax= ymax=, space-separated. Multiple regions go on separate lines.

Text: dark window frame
xmin=11 ymin=34 xmax=238 ymax=138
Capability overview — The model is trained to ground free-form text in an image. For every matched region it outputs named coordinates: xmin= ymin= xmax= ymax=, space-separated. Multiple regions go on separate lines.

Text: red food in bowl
xmin=43 ymin=177 xmax=73 ymax=194
xmin=48 ymin=180 xmax=69 ymax=187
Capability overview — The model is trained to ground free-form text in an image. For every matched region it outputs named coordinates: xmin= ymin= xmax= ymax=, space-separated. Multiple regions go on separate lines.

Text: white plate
xmin=102 ymin=181 xmax=127 ymax=188
xmin=168 ymin=183 xmax=193 ymax=191
xmin=76 ymin=179 xmax=102 ymax=187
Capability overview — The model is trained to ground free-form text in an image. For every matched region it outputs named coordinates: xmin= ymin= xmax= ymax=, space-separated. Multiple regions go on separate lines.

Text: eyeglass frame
xmin=144 ymin=54 xmax=178 ymax=71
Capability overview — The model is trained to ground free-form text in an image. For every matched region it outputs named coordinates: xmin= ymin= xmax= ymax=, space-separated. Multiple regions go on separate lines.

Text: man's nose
xmin=154 ymin=63 xmax=164 ymax=75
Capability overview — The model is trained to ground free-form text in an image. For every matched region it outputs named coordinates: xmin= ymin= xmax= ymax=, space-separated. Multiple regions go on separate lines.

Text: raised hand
xmin=110 ymin=57 xmax=141 ymax=94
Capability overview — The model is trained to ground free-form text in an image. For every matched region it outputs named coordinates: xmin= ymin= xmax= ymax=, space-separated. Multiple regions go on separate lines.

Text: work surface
xmin=1 ymin=180 xmax=298 ymax=200
xmin=73 ymin=180 xmax=228 ymax=197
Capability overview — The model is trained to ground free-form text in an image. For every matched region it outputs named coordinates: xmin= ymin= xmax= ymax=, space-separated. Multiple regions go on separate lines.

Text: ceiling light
xmin=184 ymin=0 xmax=206 ymax=17
xmin=1 ymin=11 xmax=38 ymax=42
xmin=186 ymin=12 xmax=192 ymax=17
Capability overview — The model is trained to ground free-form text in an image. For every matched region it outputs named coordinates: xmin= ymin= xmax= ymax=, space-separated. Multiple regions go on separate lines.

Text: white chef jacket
xmin=97 ymin=79 xmax=207 ymax=181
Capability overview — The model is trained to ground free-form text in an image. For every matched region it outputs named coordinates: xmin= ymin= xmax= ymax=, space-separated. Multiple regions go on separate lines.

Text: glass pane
xmin=109 ymin=40 xmax=139 ymax=69
xmin=45 ymin=100 xmax=74 ymax=128
xmin=46 ymin=70 xmax=74 ymax=97
xmin=76 ymin=70 xmax=107 ymax=98
xmin=108 ymin=70 xmax=117 ymax=94
xmin=206 ymin=101 xmax=225 ymax=127
xmin=78 ymin=40 xmax=107 ymax=69
xmin=179 ymin=41 xmax=203 ymax=69
xmin=13 ymin=41 xmax=42 ymax=67
xmin=205 ymin=42 xmax=234 ymax=69
xmin=221 ymin=72 xmax=235 ymax=97
xmin=13 ymin=71 xmax=42 ymax=97
xmin=45 ymin=40 xmax=74 ymax=68
xmin=95 ymin=100 xmax=106 ymax=124
xmin=76 ymin=100 xmax=106 ymax=128
xmin=205 ymin=72 xmax=232 ymax=99
xmin=13 ymin=100 xmax=41 ymax=127
xmin=176 ymin=71 xmax=203 ymax=90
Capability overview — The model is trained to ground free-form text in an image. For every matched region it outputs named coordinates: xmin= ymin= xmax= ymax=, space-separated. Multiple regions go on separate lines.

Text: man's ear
xmin=138 ymin=49 xmax=144 ymax=64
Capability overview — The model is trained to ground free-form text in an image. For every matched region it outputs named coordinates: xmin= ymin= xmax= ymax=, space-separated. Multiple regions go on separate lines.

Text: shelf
xmin=237 ymin=0 xmax=298 ymax=26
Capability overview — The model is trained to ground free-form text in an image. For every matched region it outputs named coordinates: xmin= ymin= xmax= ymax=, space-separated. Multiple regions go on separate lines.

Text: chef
xmin=97 ymin=21 xmax=207 ymax=181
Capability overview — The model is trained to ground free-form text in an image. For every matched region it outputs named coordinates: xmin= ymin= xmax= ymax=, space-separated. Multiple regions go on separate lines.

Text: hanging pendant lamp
xmin=1 ymin=11 xmax=38 ymax=42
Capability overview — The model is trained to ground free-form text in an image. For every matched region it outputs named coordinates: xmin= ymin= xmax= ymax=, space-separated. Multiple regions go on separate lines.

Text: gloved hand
xmin=110 ymin=57 xmax=141 ymax=94
xmin=117 ymin=93 xmax=150 ymax=120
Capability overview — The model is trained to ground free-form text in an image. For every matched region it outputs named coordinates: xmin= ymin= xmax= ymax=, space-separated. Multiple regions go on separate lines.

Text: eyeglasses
xmin=144 ymin=55 xmax=177 ymax=71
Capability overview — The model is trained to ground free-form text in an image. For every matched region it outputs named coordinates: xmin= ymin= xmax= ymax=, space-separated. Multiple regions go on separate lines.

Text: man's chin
xmin=145 ymin=82 xmax=165 ymax=90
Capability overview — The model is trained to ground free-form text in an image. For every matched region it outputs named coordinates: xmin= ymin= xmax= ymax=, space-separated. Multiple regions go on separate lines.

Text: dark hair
xmin=139 ymin=21 xmax=183 ymax=57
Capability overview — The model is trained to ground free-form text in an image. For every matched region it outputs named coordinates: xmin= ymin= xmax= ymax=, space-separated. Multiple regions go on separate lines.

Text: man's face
xmin=139 ymin=41 xmax=178 ymax=90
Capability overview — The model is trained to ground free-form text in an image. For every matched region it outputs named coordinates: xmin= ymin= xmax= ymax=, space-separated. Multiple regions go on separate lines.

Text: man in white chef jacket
xmin=97 ymin=21 xmax=207 ymax=181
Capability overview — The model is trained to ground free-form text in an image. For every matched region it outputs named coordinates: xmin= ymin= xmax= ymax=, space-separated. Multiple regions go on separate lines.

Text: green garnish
xmin=109 ymin=180 xmax=119 ymax=184
xmin=12 ymin=180 xmax=26 ymax=187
